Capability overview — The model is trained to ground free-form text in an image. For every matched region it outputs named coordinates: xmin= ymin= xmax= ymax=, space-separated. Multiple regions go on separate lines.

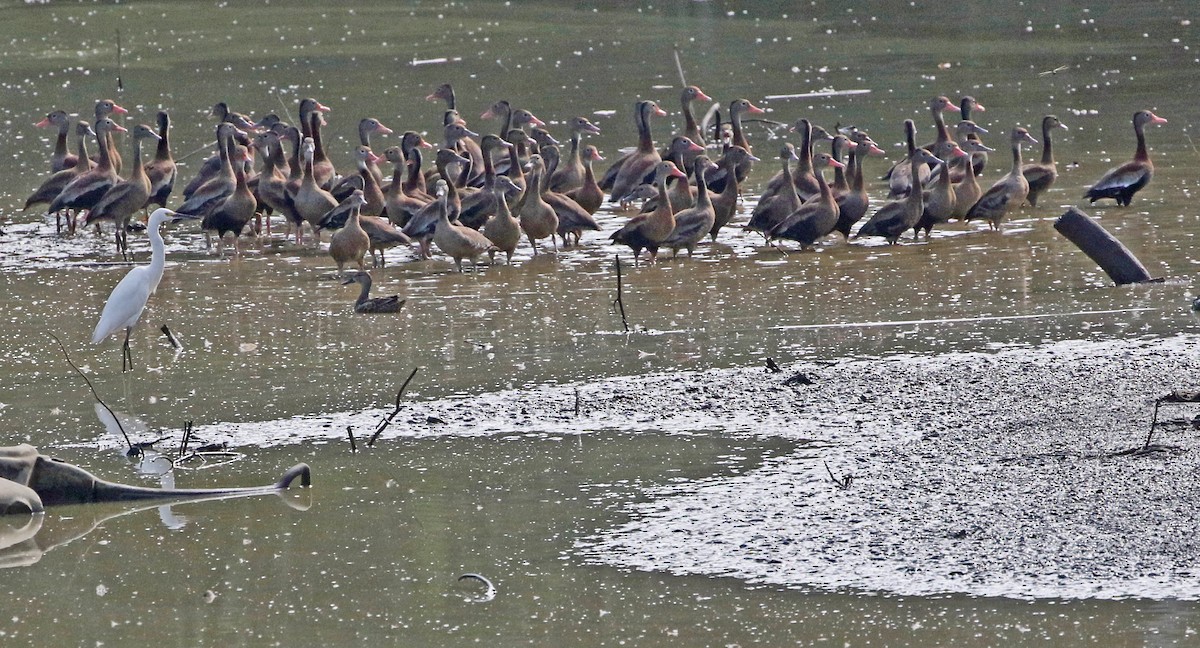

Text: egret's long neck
xmin=147 ymin=220 xmax=167 ymax=292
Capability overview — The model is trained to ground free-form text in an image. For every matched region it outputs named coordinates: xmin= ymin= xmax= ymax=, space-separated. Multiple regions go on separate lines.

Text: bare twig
xmin=824 ymin=460 xmax=853 ymax=489
xmin=116 ymin=29 xmax=124 ymax=93
xmin=180 ymin=421 xmax=194 ymax=458
xmin=48 ymin=333 xmax=134 ymax=454
xmin=275 ymin=93 xmax=295 ymax=126
xmin=368 ymin=367 xmax=420 ymax=446
xmin=175 ymin=139 xmax=219 ymax=163
xmin=673 ymin=46 xmax=687 ymax=88
xmin=574 ymin=387 xmax=581 ymax=417
xmin=612 ymin=255 xmax=629 ymax=333
xmin=161 ymin=324 xmax=182 ymax=350
xmin=347 ymin=426 xmax=357 ymax=453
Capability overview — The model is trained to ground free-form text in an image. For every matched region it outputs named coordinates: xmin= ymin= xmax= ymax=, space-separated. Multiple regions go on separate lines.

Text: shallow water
xmin=1 ymin=0 xmax=1199 ymax=645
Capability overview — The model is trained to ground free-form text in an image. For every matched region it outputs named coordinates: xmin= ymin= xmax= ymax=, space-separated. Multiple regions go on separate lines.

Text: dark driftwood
xmin=1054 ymin=207 xmax=1158 ymax=285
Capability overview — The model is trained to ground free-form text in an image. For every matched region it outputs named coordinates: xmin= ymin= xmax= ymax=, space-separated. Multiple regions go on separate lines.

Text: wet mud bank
xmin=189 ymin=334 xmax=1200 ymax=601
xmin=572 ymin=334 xmax=1200 ymax=601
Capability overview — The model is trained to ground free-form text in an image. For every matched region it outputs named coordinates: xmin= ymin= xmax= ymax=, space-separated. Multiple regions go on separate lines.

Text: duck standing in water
xmin=609 ymin=161 xmax=687 ymax=264
xmin=1084 ymin=110 xmax=1167 ymax=206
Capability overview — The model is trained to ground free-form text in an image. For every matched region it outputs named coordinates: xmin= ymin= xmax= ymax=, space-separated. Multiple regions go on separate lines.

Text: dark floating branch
xmin=574 ymin=387 xmax=581 ymax=417
xmin=48 ymin=333 xmax=134 ymax=455
xmin=1054 ymin=207 xmax=1161 ymax=285
xmin=346 ymin=425 xmax=357 ymax=453
xmin=369 ymin=367 xmax=420 ymax=446
xmin=612 ymin=255 xmax=629 ymax=333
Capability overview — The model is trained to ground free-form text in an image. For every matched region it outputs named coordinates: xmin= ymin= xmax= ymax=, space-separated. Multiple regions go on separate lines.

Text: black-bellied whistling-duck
xmin=458 ymin=134 xmax=512 ymax=229
xmin=383 ymin=146 xmax=428 ymax=227
xmin=950 ymin=139 xmax=995 ymax=221
xmin=966 ymin=127 xmax=1039 ymax=230
xmin=1084 ymin=110 xmax=1167 ymax=206
xmin=432 ymin=181 xmax=497 ymax=272
xmin=679 ymin=85 xmax=712 ymax=147
xmin=914 ymin=142 xmax=969 ymax=239
xmin=829 ymin=135 xmax=855 ymax=197
xmin=36 ymin=110 xmax=80 ymax=172
xmin=438 ymin=108 xmax=484 ymax=180
xmin=357 ymin=118 xmax=393 ymax=183
xmin=565 ymin=145 xmax=605 ymax=215
xmin=293 ymin=136 xmax=339 ymax=245
xmin=1022 ymin=115 xmax=1068 ymax=207
xmin=948 ymin=120 xmax=989 ymax=183
xmin=833 ymin=132 xmax=885 ymax=240
xmin=709 ymin=146 xmax=757 ymax=241
xmin=254 ymin=131 xmax=299 ymax=238
xmin=25 ymin=121 xmax=93 ymax=233
xmin=342 ymin=271 xmax=405 ymax=314
xmin=201 ymin=140 xmax=257 ymax=256
xmin=85 ymin=123 xmax=161 ymax=256
xmin=426 ymin=83 xmax=456 ymax=110
xmin=602 ymin=100 xmax=668 ymax=200
xmin=392 ymin=131 xmax=433 ymax=199
xmin=887 ymin=119 xmax=932 ymax=198
xmin=958 ymin=97 xmax=989 ymax=175
xmin=306 ymin=110 xmax=336 ymax=190
xmin=856 ymin=148 xmax=942 ymax=244
xmin=662 ymin=156 xmax=716 ymax=258
xmin=514 ymin=154 xmax=559 ymax=255
xmin=319 ymin=183 xmax=413 ymax=267
xmin=329 ymin=190 xmax=370 ymax=273
xmin=745 ymin=143 xmax=802 ymax=238
xmin=332 ymin=146 xmax=386 ymax=215
xmin=405 ymin=150 xmax=468 ymax=258
xmin=758 ymin=118 xmax=827 ymax=202
xmin=769 ymin=152 xmax=844 ymax=249
xmin=918 ymin=96 xmax=958 ymax=161
xmin=658 ymin=85 xmax=713 ymax=175
xmin=483 ymin=100 xmax=545 ymax=141
xmin=484 ymin=181 xmax=522 ymax=265
xmin=610 ymin=161 xmax=687 ymax=264
xmin=360 ymin=214 xmax=412 ymax=268
xmin=211 ymin=102 xmax=257 ymax=130
xmin=441 ymin=121 xmax=482 ymax=184
xmin=725 ymin=98 xmax=764 ymax=183
xmin=180 ymin=123 xmax=240 ymax=218
xmin=536 ymin=148 xmax=600 ymax=247
xmin=549 ymin=116 xmax=602 ymax=193
xmin=93 ymin=99 xmax=127 ymax=174
xmin=49 ymin=118 xmax=125 ymax=223
xmin=144 ymin=111 xmax=176 ymax=211
xmin=638 ymin=136 xmax=705 ymax=213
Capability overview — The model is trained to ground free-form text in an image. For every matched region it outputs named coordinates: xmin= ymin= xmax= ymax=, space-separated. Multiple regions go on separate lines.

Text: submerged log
xmin=1054 ymin=207 xmax=1159 ymax=285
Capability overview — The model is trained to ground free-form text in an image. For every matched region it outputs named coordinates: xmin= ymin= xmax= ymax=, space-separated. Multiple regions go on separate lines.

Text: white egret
xmin=92 ymin=208 xmax=197 ymax=371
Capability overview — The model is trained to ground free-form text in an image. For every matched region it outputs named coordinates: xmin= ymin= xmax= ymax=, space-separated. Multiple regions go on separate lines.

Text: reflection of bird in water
xmin=92 ymin=208 xmax=197 ymax=372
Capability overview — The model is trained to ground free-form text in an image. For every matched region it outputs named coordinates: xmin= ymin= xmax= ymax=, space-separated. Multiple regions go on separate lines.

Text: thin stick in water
xmin=347 ymin=426 xmax=357 ymax=453
xmin=673 ymin=46 xmax=688 ymax=88
xmin=369 ymin=366 xmax=420 ymax=446
xmin=48 ymin=333 xmax=133 ymax=453
xmin=612 ymin=255 xmax=629 ymax=333
xmin=116 ymin=29 xmax=123 ymax=92
xmin=161 ymin=324 xmax=182 ymax=350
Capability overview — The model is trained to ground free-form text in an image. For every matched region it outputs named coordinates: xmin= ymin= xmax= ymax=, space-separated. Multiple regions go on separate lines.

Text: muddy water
xmin=1 ymin=0 xmax=1199 ymax=645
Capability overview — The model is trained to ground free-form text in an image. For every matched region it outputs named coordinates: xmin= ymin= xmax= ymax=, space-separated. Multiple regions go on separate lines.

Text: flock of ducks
xmin=21 ymin=86 xmax=1168 ymax=343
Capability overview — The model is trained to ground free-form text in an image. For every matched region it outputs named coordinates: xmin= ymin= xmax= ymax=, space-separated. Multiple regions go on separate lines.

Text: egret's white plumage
xmin=92 ymin=208 xmax=193 ymax=370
